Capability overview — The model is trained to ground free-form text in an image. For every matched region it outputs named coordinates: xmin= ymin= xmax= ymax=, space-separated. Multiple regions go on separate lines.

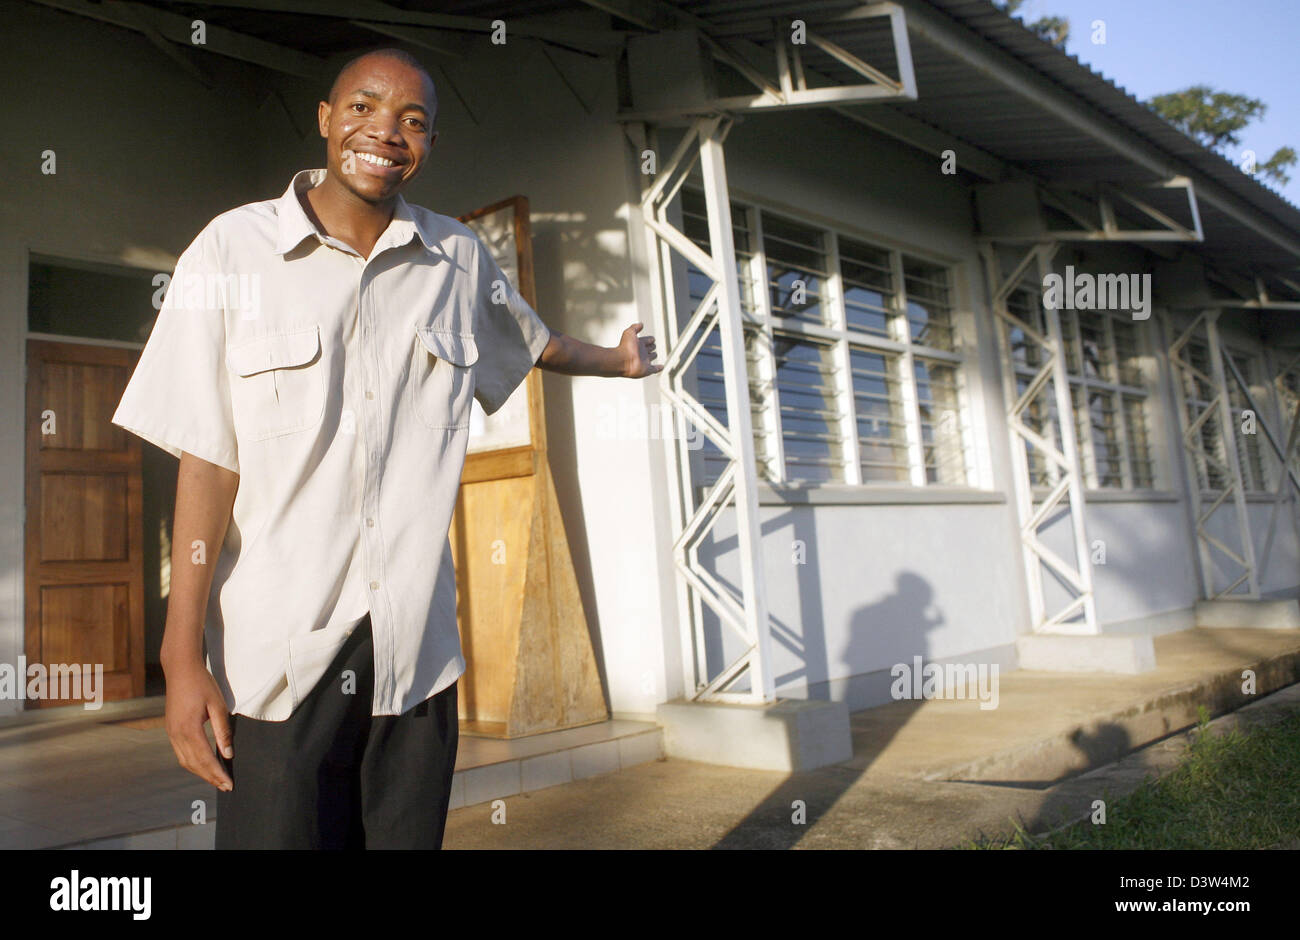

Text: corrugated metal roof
xmin=677 ymin=0 xmax=1300 ymax=271
xmin=92 ymin=0 xmax=1300 ymax=271
xmin=921 ymin=0 xmax=1300 ymax=261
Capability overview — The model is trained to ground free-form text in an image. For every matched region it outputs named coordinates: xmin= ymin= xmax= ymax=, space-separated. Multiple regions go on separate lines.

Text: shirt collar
xmin=274 ymin=168 xmax=439 ymax=256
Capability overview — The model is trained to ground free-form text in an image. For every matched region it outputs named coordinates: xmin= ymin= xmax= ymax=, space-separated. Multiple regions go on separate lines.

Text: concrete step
xmin=913 ymin=629 xmax=1300 ymax=786
xmin=449 ymin=720 xmax=664 ymax=811
xmin=60 ymin=718 xmax=664 ymax=849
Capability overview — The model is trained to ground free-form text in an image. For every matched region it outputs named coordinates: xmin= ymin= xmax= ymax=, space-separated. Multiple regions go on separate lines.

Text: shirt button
xmin=365 ymin=390 xmax=374 ymax=400
xmin=366 ymin=518 xmax=375 ymax=527
xmin=370 ymin=580 xmax=380 ymax=591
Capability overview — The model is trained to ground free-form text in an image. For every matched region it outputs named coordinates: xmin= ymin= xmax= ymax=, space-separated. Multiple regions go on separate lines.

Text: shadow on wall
xmin=712 ymin=570 xmax=946 ymax=849
xmin=843 ymin=571 xmax=946 ymax=682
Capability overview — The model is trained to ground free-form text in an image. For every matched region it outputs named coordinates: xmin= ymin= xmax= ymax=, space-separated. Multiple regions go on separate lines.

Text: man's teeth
xmin=356 ymin=152 xmax=397 ymax=167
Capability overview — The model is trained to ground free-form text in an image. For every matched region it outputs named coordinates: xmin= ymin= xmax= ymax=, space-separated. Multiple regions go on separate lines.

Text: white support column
xmin=983 ymin=244 xmax=1045 ymax=628
xmin=1222 ymin=351 xmax=1300 ymax=583
xmin=697 ymin=117 xmax=775 ymax=701
xmin=1037 ymin=246 xmax=1099 ymax=631
xmin=1205 ymin=310 xmax=1260 ymax=598
xmin=638 ymin=116 xmax=777 ymax=704
xmin=1162 ymin=310 xmax=1217 ymax=599
xmin=981 ymin=240 xmax=1098 ymax=634
xmin=1166 ymin=309 xmax=1259 ymax=598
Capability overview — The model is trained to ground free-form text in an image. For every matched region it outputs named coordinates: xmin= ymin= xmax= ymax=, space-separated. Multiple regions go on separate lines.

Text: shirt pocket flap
xmin=417 ymin=327 xmax=479 ymax=367
xmin=227 ymin=327 xmax=321 ymax=377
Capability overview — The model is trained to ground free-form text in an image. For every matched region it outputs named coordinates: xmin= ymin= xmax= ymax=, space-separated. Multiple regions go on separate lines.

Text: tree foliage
xmin=990 ymin=3 xmax=1295 ymax=187
xmin=1147 ymin=86 xmax=1296 ymax=186
xmin=993 ymin=0 xmax=1069 ymax=48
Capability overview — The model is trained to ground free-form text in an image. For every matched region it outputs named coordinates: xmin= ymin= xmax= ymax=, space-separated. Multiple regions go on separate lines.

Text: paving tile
xmin=618 ymin=731 xmax=664 ymax=769
xmin=521 ymin=751 xmax=572 ymax=792
xmin=461 ymin=762 xmax=521 ymax=806
xmin=571 ymin=740 xmax=620 ymax=780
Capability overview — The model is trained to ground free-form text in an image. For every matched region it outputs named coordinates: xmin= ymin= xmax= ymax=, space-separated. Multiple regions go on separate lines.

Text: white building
xmin=3 ymin=1 xmax=1298 ymax=762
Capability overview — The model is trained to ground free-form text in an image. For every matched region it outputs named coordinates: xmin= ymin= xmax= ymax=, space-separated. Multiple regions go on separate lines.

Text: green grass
xmin=966 ymin=705 xmax=1300 ymax=849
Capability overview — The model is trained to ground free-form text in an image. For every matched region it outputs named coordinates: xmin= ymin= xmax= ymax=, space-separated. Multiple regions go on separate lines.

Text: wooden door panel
xmin=40 ymin=473 xmax=130 ymax=562
xmin=25 ymin=340 xmax=145 ymax=708
xmin=39 ymin=584 xmax=130 ymax=670
xmin=39 ymin=361 xmax=131 ymax=451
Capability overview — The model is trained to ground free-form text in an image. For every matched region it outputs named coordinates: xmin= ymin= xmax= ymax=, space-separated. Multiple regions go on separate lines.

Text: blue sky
xmin=1002 ymin=0 xmax=1299 ymax=207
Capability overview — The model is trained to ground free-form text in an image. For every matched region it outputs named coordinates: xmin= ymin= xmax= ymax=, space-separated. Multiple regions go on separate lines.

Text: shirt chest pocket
xmin=226 ymin=326 xmax=325 ymax=442
xmin=412 ymin=327 xmax=478 ymax=430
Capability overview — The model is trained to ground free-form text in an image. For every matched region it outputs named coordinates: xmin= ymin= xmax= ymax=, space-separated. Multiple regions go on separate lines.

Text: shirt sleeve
xmin=470 ymin=235 xmax=551 ymax=416
xmin=111 ymin=225 xmax=240 ymax=473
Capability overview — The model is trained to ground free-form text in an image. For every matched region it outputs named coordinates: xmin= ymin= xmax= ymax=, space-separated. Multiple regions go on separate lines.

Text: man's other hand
xmin=163 ymin=659 xmax=235 ymax=791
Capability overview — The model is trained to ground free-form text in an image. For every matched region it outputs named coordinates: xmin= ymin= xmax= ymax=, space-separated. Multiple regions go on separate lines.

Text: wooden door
xmin=24 ymin=340 xmax=145 ymax=707
xmin=451 ymin=197 xmax=607 ymax=737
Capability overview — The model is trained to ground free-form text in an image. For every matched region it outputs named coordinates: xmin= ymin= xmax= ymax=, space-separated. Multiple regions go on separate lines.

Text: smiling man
xmin=112 ymin=47 xmax=660 ymax=849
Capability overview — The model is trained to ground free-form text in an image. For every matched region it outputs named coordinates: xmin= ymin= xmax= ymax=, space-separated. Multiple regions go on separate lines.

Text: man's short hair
xmin=327 ymin=47 xmax=438 ymax=127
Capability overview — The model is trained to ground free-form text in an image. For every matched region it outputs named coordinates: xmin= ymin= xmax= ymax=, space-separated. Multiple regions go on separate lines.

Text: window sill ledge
xmin=754 ymin=483 xmax=1006 ymax=506
xmin=1070 ymin=489 xmax=1181 ymax=503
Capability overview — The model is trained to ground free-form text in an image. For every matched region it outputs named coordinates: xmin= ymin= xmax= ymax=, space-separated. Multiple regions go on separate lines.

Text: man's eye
xmin=350 ymin=102 xmax=368 ymax=112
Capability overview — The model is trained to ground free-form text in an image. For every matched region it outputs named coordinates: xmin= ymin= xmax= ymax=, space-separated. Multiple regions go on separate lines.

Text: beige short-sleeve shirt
xmin=112 ymin=169 xmax=551 ymax=719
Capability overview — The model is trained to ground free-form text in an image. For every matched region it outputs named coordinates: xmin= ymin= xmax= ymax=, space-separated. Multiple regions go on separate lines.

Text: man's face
xmin=317 ymin=55 xmax=437 ymax=204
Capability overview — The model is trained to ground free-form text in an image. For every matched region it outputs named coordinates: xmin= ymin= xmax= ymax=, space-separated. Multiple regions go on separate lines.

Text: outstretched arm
xmin=537 ymin=322 xmax=662 ymax=378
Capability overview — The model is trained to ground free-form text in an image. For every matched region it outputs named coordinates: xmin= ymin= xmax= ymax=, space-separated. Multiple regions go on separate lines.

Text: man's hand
xmin=161 ymin=451 xmax=239 ymax=791
xmin=163 ymin=657 xmax=234 ymax=791
xmin=619 ymin=322 xmax=662 ymax=378
xmin=536 ymin=322 xmax=663 ymax=378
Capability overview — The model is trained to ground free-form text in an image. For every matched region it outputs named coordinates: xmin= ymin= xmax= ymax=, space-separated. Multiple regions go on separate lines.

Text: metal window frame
xmin=1052 ymin=309 xmax=1153 ymax=492
xmin=742 ymin=205 xmax=789 ymax=483
xmin=690 ymin=190 xmax=969 ymax=487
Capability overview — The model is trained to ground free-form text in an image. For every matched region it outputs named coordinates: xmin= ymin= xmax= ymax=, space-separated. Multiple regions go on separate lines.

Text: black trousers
xmin=215 ymin=616 xmax=459 ymax=849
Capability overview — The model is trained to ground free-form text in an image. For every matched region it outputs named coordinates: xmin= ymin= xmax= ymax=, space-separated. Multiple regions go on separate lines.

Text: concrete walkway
xmin=444 ymin=627 xmax=1300 ymax=849
xmin=443 ymin=679 xmax=1300 ymax=849
xmin=2 ymin=626 xmax=1297 ymax=849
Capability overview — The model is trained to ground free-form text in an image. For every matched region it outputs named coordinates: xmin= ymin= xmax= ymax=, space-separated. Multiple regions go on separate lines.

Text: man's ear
xmin=317 ymin=100 xmax=330 ymax=138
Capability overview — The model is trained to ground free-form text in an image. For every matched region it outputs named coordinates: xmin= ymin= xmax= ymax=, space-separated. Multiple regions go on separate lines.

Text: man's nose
xmin=363 ymin=112 xmax=404 ymax=141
